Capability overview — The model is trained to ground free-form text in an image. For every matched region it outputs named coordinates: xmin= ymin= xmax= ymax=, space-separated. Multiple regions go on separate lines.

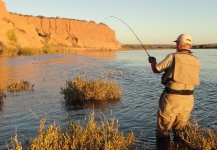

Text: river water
xmin=0 ymin=49 xmax=216 ymax=149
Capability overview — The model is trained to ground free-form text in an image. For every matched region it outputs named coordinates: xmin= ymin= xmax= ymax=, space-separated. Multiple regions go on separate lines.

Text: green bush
xmin=61 ymin=75 xmax=122 ymax=103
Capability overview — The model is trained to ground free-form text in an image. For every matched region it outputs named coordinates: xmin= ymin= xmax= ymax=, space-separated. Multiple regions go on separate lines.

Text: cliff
xmin=0 ymin=0 xmax=121 ymax=53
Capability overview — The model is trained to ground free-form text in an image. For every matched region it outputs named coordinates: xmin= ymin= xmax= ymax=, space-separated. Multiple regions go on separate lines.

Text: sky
xmin=3 ymin=0 xmax=217 ymax=45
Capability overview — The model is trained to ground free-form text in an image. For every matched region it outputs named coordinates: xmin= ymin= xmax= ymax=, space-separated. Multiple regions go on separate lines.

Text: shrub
xmin=61 ymin=75 xmax=122 ymax=103
xmin=2 ymin=17 xmax=15 ymax=25
xmin=107 ymin=70 xmax=124 ymax=77
xmin=177 ymin=122 xmax=217 ymax=149
xmin=0 ymin=89 xmax=5 ymax=101
xmin=21 ymin=48 xmax=39 ymax=55
xmin=0 ymin=48 xmax=3 ymax=55
xmin=7 ymin=80 xmax=34 ymax=92
xmin=6 ymin=29 xmax=18 ymax=43
xmin=9 ymin=112 xmax=135 ymax=150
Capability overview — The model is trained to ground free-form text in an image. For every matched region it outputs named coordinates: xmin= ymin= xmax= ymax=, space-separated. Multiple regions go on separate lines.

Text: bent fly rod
xmin=102 ymin=16 xmax=151 ymax=58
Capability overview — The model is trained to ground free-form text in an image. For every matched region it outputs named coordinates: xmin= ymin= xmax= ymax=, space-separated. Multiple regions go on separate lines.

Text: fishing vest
xmin=161 ymin=52 xmax=200 ymax=86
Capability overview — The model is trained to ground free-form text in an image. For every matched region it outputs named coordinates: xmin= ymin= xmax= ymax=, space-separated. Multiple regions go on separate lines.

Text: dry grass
xmin=60 ymin=75 xmax=122 ymax=103
xmin=9 ymin=112 xmax=135 ymax=150
xmin=177 ymin=121 xmax=217 ymax=149
xmin=0 ymin=89 xmax=5 ymax=101
xmin=7 ymin=80 xmax=34 ymax=92
xmin=107 ymin=70 xmax=124 ymax=77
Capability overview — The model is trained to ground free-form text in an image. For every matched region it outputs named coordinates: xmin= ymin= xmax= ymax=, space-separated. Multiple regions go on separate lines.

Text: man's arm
xmin=148 ymin=56 xmax=160 ymax=73
xmin=148 ymin=54 xmax=174 ymax=73
xmin=151 ymin=60 xmax=160 ymax=73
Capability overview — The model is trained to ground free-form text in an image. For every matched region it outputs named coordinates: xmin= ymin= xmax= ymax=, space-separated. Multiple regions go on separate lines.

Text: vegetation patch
xmin=177 ymin=121 xmax=217 ymax=149
xmin=7 ymin=80 xmax=34 ymax=92
xmin=6 ymin=29 xmax=18 ymax=44
xmin=61 ymin=75 xmax=122 ymax=103
xmin=107 ymin=70 xmax=124 ymax=77
xmin=0 ymin=89 xmax=6 ymax=101
xmin=9 ymin=112 xmax=135 ymax=150
xmin=18 ymin=47 xmax=39 ymax=55
xmin=2 ymin=17 xmax=15 ymax=25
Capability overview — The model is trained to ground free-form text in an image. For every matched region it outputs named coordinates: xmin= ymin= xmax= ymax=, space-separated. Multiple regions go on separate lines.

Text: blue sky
xmin=3 ymin=0 xmax=217 ymax=45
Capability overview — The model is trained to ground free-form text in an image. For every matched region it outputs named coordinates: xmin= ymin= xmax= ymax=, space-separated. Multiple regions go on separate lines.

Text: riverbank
xmin=0 ymin=44 xmax=217 ymax=56
xmin=122 ymin=43 xmax=217 ymax=50
xmin=1 ymin=43 xmax=217 ymax=57
xmin=0 ymin=44 xmax=120 ymax=56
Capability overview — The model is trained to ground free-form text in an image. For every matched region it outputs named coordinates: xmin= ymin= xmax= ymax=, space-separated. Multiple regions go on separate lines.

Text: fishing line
xmin=102 ymin=16 xmax=150 ymax=57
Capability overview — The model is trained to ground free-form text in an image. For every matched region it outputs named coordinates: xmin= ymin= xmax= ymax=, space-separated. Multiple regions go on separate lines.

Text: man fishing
xmin=148 ymin=34 xmax=200 ymax=141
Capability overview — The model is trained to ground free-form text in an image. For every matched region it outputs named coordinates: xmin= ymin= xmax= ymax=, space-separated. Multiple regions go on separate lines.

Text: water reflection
xmin=77 ymin=51 xmax=116 ymax=58
xmin=0 ymin=66 xmax=10 ymax=89
xmin=62 ymin=99 xmax=120 ymax=112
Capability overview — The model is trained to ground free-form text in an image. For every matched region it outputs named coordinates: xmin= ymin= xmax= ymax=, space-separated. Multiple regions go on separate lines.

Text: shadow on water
xmin=62 ymin=99 xmax=120 ymax=111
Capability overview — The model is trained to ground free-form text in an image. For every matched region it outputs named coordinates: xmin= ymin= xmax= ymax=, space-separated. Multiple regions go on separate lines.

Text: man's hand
xmin=148 ymin=56 xmax=156 ymax=63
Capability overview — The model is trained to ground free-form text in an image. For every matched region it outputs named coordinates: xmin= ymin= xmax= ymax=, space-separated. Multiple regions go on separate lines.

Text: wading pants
xmin=156 ymin=91 xmax=194 ymax=138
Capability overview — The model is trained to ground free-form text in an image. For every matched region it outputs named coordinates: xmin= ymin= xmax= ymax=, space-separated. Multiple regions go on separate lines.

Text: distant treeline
xmin=122 ymin=43 xmax=217 ymax=50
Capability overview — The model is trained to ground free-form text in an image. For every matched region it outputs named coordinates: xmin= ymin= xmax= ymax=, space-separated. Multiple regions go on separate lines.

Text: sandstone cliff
xmin=0 ymin=0 xmax=121 ymax=54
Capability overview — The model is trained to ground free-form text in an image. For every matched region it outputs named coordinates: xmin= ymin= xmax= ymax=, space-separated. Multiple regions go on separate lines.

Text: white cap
xmin=173 ymin=34 xmax=192 ymax=45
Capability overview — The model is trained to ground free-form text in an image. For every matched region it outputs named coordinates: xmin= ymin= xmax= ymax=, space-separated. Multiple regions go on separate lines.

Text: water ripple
xmin=0 ymin=50 xmax=217 ymax=149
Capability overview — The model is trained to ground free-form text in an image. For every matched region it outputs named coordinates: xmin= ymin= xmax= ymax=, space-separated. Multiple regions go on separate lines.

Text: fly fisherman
xmin=148 ymin=34 xmax=200 ymax=143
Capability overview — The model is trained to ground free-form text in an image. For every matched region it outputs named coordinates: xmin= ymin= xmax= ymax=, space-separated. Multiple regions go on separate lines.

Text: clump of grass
xmin=177 ymin=122 xmax=217 ymax=149
xmin=18 ymin=47 xmax=39 ymax=55
xmin=0 ymin=89 xmax=6 ymax=101
xmin=10 ymin=112 xmax=135 ymax=150
xmin=107 ymin=70 xmax=124 ymax=77
xmin=61 ymin=75 xmax=122 ymax=103
xmin=7 ymin=80 xmax=34 ymax=92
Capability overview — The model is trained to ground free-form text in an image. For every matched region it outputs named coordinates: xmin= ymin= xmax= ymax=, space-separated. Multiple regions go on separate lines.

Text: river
xmin=0 ymin=49 xmax=217 ymax=149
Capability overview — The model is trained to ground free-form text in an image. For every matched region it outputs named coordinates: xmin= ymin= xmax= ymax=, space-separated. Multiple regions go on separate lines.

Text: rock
xmin=0 ymin=0 xmax=121 ymax=52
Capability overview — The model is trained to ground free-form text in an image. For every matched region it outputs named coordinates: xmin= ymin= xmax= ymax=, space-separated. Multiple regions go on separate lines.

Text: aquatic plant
xmin=0 ymin=89 xmax=5 ymax=101
xmin=61 ymin=75 xmax=122 ymax=103
xmin=177 ymin=121 xmax=217 ymax=149
xmin=7 ymin=80 xmax=34 ymax=92
xmin=107 ymin=70 xmax=124 ymax=77
xmin=9 ymin=112 xmax=135 ymax=150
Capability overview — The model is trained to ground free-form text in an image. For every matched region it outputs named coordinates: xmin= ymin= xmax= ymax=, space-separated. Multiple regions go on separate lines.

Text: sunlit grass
xmin=60 ymin=75 xmax=122 ymax=103
xmin=7 ymin=80 xmax=34 ymax=92
xmin=107 ymin=70 xmax=124 ymax=77
xmin=9 ymin=112 xmax=135 ymax=150
xmin=177 ymin=121 xmax=217 ymax=149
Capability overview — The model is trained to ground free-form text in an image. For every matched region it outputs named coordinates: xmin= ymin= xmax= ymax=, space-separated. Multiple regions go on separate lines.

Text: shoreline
xmin=0 ymin=44 xmax=217 ymax=57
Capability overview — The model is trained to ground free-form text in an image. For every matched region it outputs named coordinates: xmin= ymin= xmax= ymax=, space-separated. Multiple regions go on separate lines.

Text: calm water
xmin=0 ymin=49 xmax=217 ymax=149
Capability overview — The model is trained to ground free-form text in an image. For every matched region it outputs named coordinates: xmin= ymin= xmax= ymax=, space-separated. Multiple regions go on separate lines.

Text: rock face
xmin=0 ymin=0 xmax=121 ymax=50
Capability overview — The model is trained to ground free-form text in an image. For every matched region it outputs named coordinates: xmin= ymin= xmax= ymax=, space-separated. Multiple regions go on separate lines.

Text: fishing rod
xmin=102 ymin=16 xmax=151 ymax=58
